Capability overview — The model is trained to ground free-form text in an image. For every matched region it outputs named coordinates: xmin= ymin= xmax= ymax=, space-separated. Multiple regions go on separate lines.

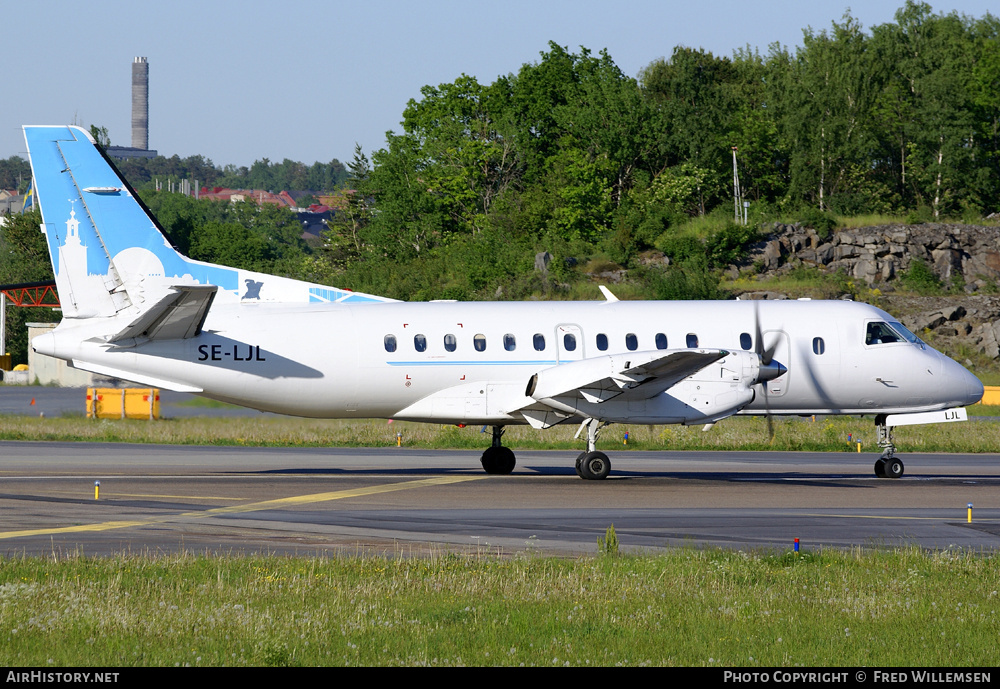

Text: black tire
xmin=481 ymin=446 xmax=516 ymax=475
xmin=578 ymin=451 xmax=611 ymax=480
xmin=883 ymin=456 xmax=904 ymax=479
xmin=874 ymin=458 xmax=887 ymax=478
xmin=575 ymin=452 xmax=587 ymax=478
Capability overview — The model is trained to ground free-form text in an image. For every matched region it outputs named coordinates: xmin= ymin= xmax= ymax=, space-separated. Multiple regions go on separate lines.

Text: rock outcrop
xmin=746 ymin=222 xmax=1000 ymax=292
xmin=738 ymin=222 xmax=1000 ymax=360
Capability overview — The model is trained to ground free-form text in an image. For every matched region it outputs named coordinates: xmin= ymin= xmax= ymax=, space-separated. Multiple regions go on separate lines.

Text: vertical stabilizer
xmin=24 ymin=125 xmax=394 ymax=319
xmin=24 ymin=126 xmax=131 ymax=318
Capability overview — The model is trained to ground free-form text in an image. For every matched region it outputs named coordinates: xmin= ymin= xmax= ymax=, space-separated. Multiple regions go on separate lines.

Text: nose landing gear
xmin=874 ymin=415 xmax=903 ymax=479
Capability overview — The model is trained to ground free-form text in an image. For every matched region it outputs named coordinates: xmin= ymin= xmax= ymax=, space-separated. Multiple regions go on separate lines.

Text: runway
xmin=1 ymin=441 xmax=998 ymax=556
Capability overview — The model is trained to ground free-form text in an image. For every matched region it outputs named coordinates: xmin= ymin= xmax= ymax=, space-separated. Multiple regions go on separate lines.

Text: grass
xmin=833 ymin=213 xmax=910 ymax=229
xmin=0 ymin=412 xmax=998 ymax=453
xmin=0 ymin=548 xmax=996 ymax=666
xmin=725 ymin=265 xmax=850 ymax=300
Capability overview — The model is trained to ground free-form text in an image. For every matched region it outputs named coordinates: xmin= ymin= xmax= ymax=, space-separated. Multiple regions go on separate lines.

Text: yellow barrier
xmin=979 ymin=386 xmax=1000 ymax=406
xmin=86 ymin=388 xmax=161 ymax=419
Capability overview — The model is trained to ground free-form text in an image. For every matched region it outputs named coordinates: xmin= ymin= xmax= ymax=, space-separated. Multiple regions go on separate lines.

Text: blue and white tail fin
xmin=23 ymin=125 xmax=391 ymax=323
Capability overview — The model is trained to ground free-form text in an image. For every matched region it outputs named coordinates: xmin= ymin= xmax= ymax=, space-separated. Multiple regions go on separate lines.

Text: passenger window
xmin=686 ymin=333 xmax=699 ymax=348
xmin=596 ymin=333 xmax=608 ymax=351
xmin=564 ymin=333 xmax=577 ymax=351
xmin=474 ymin=334 xmax=487 ymax=352
xmin=504 ymin=334 xmax=516 ymax=351
xmin=444 ymin=334 xmax=457 ymax=352
xmin=384 ymin=335 xmax=397 ymax=352
xmin=740 ymin=332 xmax=752 ymax=350
xmin=625 ymin=333 xmax=638 ymax=351
xmin=414 ymin=334 xmax=427 ymax=352
xmin=533 ymin=333 xmax=546 ymax=351
xmin=813 ymin=337 xmax=825 ymax=355
xmin=655 ymin=333 xmax=667 ymax=350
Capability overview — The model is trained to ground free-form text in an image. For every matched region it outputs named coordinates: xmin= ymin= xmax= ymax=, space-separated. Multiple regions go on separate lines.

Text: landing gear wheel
xmin=874 ymin=458 xmax=887 ymax=478
xmin=883 ymin=456 xmax=904 ymax=479
xmin=575 ymin=452 xmax=587 ymax=478
xmin=578 ymin=451 xmax=611 ymax=480
xmin=481 ymin=446 xmax=516 ymax=475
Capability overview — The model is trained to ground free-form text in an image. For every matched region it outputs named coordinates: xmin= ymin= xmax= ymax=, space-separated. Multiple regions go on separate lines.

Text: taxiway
xmin=1 ymin=442 xmax=997 ymax=556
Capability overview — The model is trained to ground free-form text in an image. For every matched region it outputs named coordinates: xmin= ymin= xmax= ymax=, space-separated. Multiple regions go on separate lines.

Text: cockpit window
xmin=889 ymin=321 xmax=923 ymax=345
xmin=866 ymin=322 xmax=897 ymax=345
xmin=866 ymin=321 xmax=921 ymax=346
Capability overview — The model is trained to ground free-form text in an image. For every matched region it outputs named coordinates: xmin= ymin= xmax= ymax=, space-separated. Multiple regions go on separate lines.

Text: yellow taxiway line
xmin=0 ymin=475 xmax=482 ymax=540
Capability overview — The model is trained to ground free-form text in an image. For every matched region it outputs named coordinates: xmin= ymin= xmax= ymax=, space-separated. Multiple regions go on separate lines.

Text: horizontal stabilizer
xmin=109 ymin=285 xmax=217 ymax=343
xmin=70 ymin=359 xmax=203 ymax=393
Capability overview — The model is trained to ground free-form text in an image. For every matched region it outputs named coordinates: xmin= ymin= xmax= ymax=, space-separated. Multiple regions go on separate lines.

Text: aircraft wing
xmin=526 ymin=349 xmax=729 ymax=404
xmin=108 ymin=285 xmax=217 ymax=343
xmin=512 ymin=349 xmax=730 ymax=427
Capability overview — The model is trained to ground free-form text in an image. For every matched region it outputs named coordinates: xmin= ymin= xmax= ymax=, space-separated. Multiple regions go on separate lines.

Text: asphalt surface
xmin=0 ymin=386 xmax=274 ymax=418
xmin=1 ymin=441 xmax=997 ymax=557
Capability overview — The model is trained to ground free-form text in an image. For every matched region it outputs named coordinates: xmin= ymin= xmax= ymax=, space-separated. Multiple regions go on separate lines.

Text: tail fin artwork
xmin=23 ymin=125 xmax=390 ymax=325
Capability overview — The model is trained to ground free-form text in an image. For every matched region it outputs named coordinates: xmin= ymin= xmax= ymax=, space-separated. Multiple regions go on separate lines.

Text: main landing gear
xmin=478 ymin=421 xmax=614 ymax=480
xmin=480 ymin=425 xmax=516 ymax=474
xmin=874 ymin=414 xmax=904 ymax=479
xmin=575 ymin=418 xmax=611 ymax=480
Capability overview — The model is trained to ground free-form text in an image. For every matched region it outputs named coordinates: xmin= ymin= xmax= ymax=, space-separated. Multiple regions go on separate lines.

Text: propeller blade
xmin=753 ymin=299 xmax=783 ymax=369
xmin=753 ymin=300 xmax=776 ymax=441
xmin=753 ymin=300 xmax=765 ymax=360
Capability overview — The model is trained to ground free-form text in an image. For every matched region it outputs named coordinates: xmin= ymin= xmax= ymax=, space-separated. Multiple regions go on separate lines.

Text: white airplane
xmin=22 ymin=125 xmax=984 ymax=479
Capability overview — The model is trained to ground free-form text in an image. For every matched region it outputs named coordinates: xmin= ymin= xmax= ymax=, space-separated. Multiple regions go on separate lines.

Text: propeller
xmin=752 ymin=300 xmax=787 ymax=441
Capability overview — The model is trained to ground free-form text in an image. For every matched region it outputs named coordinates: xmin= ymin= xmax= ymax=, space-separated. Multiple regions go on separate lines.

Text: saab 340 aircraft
xmin=22 ymin=125 xmax=984 ymax=479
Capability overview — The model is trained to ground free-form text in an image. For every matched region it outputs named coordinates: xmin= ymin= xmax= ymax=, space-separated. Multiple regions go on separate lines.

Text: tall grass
xmin=0 ymin=412 xmax=998 ymax=453
xmin=0 ymin=548 xmax=996 ymax=666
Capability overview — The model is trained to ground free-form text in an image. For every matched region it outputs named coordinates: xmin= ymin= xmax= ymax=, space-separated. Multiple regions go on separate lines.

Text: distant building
xmin=197 ymin=187 xmax=297 ymax=208
xmin=106 ymin=146 xmax=158 ymax=160
xmin=296 ymin=209 xmax=331 ymax=239
xmin=0 ymin=190 xmax=24 ymax=214
xmin=105 ymin=57 xmax=156 ymax=160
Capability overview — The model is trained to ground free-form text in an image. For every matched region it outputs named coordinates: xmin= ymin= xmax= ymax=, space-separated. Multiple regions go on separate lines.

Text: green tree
xmin=0 ymin=157 xmax=32 ymax=192
xmin=188 ymin=220 xmax=268 ymax=271
xmin=322 ymin=145 xmax=371 ymax=268
xmin=0 ymin=210 xmax=59 ymax=364
xmin=782 ymin=12 xmax=884 ymax=212
xmin=88 ymin=124 xmax=111 ymax=150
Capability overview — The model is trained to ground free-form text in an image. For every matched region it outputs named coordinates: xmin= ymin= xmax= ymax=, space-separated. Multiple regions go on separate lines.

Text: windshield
xmin=866 ymin=321 xmax=923 ymax=346
xmin=888 ymin=321 xmax=923 ymax=345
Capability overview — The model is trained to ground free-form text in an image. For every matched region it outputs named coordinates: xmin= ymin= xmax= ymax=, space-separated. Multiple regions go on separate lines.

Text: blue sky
xmin=6 ymin=0 xmax=997 ymax=169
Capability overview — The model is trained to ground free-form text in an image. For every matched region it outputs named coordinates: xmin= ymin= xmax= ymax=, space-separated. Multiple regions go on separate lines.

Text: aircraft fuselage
xmin=34 ymin=298 xmax=982 ymax=425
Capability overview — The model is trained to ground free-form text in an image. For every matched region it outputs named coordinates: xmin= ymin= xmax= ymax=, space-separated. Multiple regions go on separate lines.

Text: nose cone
xmin=965 ymin=368 xmax=985 ymax=406
xmin=940 ymin=353 xmax=984 ymax=407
